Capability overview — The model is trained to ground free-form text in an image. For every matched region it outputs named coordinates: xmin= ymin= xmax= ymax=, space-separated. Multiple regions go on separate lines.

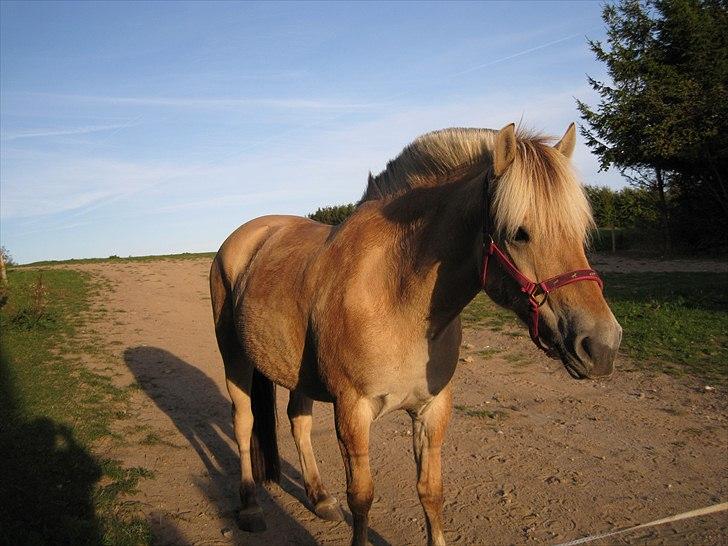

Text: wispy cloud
xmin=17 ymin=92 xmax=379 ymax=111
xmin=1 ymin=122 xmax=140 ymax=141
xmin=446 ymin=30 xmax=597 ymax=78
xmin=0 ymin=153 xmax=194 ymax=219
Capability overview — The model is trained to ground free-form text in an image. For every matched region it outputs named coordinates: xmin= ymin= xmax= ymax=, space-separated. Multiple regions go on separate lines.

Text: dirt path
xmin=74 ymin=257 xmax=727 ymax=546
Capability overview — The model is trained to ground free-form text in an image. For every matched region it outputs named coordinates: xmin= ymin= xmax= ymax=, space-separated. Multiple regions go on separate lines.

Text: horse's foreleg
xmin=411 ymin=385 xmax=452 ymax=546
xmin=224 ymin=362 xmax=267 ymax=532
xmin=287 ymin=390 xmax=344 ymax=521
xmin=335 ymin=397 xmax=374 ymax=546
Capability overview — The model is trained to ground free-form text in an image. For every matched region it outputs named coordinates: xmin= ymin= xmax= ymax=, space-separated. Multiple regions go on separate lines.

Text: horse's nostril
xmin=580 ymin=336 xmax=594 ymax=361
xmin=577 ymin=335 xmax=617 ymax=378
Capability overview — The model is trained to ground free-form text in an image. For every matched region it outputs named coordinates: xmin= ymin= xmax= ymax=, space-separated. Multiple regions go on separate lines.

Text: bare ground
xmin=71 ymin=256 xmax=727 ymax=546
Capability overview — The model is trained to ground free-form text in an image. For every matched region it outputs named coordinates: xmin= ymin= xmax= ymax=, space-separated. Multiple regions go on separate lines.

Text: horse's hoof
xmin=314 ymin=497 xmax=344 ymax=521
xmin=237 ymin=506 xmax=267 ymax=532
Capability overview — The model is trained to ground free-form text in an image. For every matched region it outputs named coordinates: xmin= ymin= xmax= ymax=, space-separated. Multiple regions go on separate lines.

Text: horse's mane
xmin=362 ymin=127 xmax=594 ymax=242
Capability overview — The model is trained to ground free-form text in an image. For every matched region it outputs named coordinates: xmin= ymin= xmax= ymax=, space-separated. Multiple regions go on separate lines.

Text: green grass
xmin=0 ymin=269 xmax=152 ymax=545
xmin=603 ymin=272 xmax=727 ymax=382
xmin=461 ymin=292 xmax=516 ymax=331
xmin=20 ymin=251 xmax=215 ymax=267
xmin=476 ymin=346 xmax=504 ymax=359
xmin=454 ymin=404 xmax=509 ymax=420
xmin=462 ymin=272 xmax=728 ymax=382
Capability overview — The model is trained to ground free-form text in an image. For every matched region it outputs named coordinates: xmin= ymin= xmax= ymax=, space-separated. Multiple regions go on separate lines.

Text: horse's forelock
xmin=492 ymin=135 xmax=594 ymax=244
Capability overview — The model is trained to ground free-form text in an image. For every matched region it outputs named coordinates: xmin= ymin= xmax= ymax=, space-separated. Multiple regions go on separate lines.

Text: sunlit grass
xmin=0 ymin=269 xmax=152 ymax=545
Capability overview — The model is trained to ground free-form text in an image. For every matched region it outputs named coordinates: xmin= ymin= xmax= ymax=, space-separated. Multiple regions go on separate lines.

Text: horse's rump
xmin=211 ymin=215 xmax=335 ymax=396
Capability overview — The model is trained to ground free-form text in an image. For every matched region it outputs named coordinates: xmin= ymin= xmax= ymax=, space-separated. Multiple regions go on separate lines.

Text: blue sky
xmin=0 ymin=1 xmax=621 ymax=264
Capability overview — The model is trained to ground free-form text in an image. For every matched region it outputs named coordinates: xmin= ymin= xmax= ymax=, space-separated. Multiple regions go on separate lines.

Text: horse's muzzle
xmin=567 ymin=321 xmax=622 ymax=379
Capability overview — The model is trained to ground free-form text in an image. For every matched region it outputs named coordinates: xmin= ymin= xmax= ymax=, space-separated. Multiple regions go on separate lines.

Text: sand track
xmin=73 ymin=258 xmax=727 ymax=545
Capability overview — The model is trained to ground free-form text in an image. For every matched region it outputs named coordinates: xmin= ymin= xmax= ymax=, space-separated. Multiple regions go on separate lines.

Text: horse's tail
xmin=250 ymin=369 xmax=281 ymax=483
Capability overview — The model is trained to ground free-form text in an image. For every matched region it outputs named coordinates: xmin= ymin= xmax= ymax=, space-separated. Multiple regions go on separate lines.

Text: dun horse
xmin=210 ymin=123 xmax=622 ymax=545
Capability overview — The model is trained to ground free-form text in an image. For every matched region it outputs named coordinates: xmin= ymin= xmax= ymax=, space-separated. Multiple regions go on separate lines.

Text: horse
xmin=209 ymin=122 xmax=622 ymax=546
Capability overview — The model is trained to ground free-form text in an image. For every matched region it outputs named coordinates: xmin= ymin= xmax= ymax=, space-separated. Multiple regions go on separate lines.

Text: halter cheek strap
xmin=480 ymin=176 xmax=603 ymax=353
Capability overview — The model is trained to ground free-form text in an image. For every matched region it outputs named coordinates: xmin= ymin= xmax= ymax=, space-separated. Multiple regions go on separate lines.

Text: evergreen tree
xmin=578 ymin=0 xmax=728 ymax=252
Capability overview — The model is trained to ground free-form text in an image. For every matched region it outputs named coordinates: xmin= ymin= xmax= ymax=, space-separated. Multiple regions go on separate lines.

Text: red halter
xmin=480 ymin=176 xmax=603 ymax=353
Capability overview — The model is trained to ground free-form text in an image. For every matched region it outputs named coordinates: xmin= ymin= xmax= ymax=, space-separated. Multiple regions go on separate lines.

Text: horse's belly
xmin=365 ymin=352 xmax=458 ymax=419
xmin=369 ymin=388 xmax=436 ymax=419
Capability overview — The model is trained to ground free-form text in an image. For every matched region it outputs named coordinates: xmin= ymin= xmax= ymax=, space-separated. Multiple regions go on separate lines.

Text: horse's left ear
xmin=493 ymin=123 xmax=517 ymax=176
xmin=554 ymin=122 xmax=576 ymax=159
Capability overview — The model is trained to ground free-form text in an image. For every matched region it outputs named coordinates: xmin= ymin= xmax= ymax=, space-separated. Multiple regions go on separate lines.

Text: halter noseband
xmin=480 ymin=175 xmax=603 ymax=354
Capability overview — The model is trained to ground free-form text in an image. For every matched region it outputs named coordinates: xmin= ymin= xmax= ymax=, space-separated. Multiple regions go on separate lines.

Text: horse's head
xmin=484 ymin=123 xmax=622 ymax=379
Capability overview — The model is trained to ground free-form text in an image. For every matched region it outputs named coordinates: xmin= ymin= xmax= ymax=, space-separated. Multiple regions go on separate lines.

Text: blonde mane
xmin=364 ymin=127 xmax=594 ymax=242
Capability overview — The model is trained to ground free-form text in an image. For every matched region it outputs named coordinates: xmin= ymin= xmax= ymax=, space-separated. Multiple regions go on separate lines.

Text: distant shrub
xmin=308 ymin=203 xmax=356 ymax=225
xmin=10 ymin=273 xmax=56 ymax=329
xmin=585 ymin=185 xmax=667 ymax=252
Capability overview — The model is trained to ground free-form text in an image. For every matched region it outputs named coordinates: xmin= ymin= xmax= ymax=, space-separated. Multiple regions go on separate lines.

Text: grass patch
xmin=462 ymin=292 xmax=517 ymax=331
xmin=476 ymin=347 xmax=503 ymax=358
xmin=0 ymin=269 xmax=152 ymax=545
xmin=139 ymin=431 xmax=181 ymax=449
xmin=502 ymin=351 xmax=528 ymax=364
xmin=19 ymin=251 xmax=215 ymax=267
xmin=140 ymin=432 xmax=165 ymax=446
xmin=603 ymin=272 xmax=727 ymax=382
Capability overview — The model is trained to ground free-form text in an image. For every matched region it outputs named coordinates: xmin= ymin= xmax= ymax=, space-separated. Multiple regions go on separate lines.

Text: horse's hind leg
xmin=211 ymin=256 xmax=271 ymax=532
xmin=223 ymin=358 xmax=267 ymax=532
xmin=287 ymin=390 xmax=344 ymax=521
xmin=410 ymin=385 xmax=452 ymax=546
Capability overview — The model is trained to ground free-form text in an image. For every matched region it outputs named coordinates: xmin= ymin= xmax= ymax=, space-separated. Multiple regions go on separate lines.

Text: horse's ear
xmin=554 ymin=122 xmax=576 ymax=159
xmin=493 ymin=123 xmax=517 ymax=176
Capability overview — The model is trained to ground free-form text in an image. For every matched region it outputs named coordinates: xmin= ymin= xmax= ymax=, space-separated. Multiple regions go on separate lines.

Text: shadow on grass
xmin=602 ymin=272 xmax=728 ymax=312
xmin=0 ymin=349 xmax=103 ymax=546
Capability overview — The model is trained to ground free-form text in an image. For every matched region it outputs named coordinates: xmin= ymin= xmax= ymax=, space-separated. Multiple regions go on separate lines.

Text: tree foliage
xmin=578 ymin=0 xmax=728 ymax=252
xmin=307 ymin=203 xmax=356 ymax=225
xmin=0 ymin=247 xmax=15 ymax=267
xmin=585 ymin=185 xmax=659 ymax=229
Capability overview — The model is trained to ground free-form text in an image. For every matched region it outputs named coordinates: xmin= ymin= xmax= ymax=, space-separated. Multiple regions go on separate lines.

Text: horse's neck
xmin=383 ymin=173 xmax=484 ymax=339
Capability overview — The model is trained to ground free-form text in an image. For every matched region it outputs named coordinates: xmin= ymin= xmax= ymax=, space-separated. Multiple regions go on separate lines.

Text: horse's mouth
xmin=563 ymin=360 xmax=587 ymax=379
xmin=550 ymin=339 xmax=590 ymax=379
xmin=533 ymin=334 xmax=560 ymax=360
xmin=534 ymin=326 xmax=593 ymax=379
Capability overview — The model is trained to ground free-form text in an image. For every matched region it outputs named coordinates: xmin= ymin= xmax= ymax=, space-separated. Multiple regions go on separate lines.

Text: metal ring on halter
xmin=529 ymin=289 xmax=549 ymax=308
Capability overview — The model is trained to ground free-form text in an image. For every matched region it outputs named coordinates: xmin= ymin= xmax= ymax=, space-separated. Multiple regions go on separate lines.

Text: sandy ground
xmin=71 ymin=255 xmax=727 ymax=546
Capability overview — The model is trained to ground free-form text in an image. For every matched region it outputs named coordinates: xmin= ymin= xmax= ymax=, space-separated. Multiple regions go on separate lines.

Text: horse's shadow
xmin=124 ymin=346 xmax=391 ymax=546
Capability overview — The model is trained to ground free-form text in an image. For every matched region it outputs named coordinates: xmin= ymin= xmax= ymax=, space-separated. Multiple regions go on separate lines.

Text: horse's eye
xmin=514 ymin=227 xmax=530 ymax=243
